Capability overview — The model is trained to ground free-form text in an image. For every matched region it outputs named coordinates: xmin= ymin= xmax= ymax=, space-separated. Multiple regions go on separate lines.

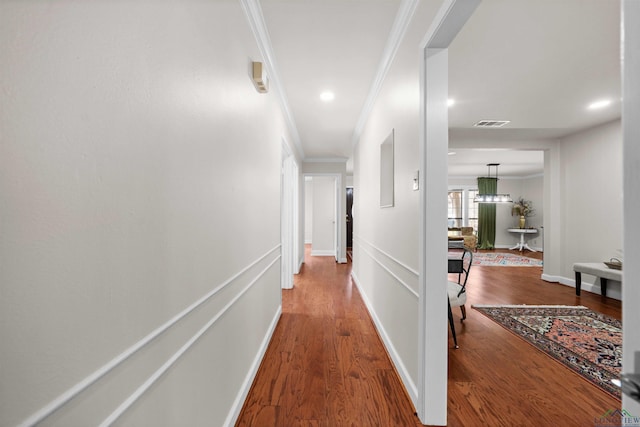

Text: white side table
xmin=507 ymin=228 xmax=538 ymax=252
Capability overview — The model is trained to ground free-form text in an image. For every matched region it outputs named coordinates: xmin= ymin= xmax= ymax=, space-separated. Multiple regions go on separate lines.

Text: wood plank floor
xmin=236 ymin=247 xmax=621 ymax=426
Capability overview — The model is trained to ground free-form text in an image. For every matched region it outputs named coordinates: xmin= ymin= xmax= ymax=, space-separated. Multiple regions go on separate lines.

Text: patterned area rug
xmin=473 ymin=305 xmax=622 ymax=398
xmin=472 ymin=252 xmax=543 ymax=267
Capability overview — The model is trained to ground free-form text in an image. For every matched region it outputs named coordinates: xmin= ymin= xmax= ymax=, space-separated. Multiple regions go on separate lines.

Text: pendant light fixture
xmin=473 ymin=163 xmax=512 ymax=203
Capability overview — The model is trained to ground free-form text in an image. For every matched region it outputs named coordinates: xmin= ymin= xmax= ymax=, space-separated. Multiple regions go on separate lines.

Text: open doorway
xmin=304 ymin=175 xmax=336 ymax=258
xmin=303 ymin=173 xmax=345 ymax=263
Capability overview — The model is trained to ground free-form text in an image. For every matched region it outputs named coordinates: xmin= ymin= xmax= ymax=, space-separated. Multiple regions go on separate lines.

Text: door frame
xmin=302 ymin=173 xmax=344 ymax=263
xmin=417 ymin=0 xmax=481 ymax=424
xmin=281 ymin=141 xmax=299 ymax=289
xmin=622 ymin=0 xmax=640 ymax=415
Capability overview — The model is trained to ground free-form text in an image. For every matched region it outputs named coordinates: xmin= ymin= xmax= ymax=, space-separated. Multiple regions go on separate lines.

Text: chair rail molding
xmin=353 ymin=237 xmax=419 ymax=299
xmin=99 ymin=256 xmax=281 ymax=426
xmin=17 ymin=246 xmax=281 ymax=427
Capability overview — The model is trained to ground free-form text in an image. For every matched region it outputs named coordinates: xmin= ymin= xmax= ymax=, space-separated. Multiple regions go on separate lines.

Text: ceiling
xmin=260 ymin=0 xmax=621 ymax=177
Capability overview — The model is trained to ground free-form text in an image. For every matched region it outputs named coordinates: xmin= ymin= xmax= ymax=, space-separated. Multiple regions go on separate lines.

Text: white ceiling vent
xmin=473 ymin=120 xmax=511 ymax=128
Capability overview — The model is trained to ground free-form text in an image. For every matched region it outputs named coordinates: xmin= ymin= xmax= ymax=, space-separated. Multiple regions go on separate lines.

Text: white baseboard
xmin=350 ymin=272 xmax=418 ymax=406
xmin=541 ymin=274 xmax=622 ymax=301
xmin=494 ymin=244 xmax=543 ymax=252
xmin=225 ymin=306 xmax=282 ymax=427
xmin=310 ymin=250 xmax=335 ymax=257
xmin=541 ymin=274 xmax=564 ymax=283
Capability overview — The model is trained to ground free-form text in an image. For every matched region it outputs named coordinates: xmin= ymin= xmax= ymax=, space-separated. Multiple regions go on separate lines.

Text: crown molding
xmin=351 ymin=0 xmax=420 ymax=147
xmin=304 ymin=157 xmax=349 ymax=163
xmin=240 ymin=0 xmax=305 ymax=159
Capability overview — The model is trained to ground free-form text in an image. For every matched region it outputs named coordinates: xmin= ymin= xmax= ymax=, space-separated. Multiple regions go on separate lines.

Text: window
xmin=467 ymin=189 xmax=478 ymax=231
xmin=448 ymin=188 xmax=478 ymax=232
xmin=448 ymin=190 xmax=462 ymax=228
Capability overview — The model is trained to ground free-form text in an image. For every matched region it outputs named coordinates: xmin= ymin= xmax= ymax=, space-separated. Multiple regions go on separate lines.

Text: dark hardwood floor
xmin=236 ymin=247 xmax=621 ymax=426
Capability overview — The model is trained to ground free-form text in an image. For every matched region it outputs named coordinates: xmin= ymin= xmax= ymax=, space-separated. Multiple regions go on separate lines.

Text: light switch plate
xmin=413 ymin=170 xmax=419 ymax=191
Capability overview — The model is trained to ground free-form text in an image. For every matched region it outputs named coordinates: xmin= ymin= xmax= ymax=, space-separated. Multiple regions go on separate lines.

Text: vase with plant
xmin=511 ymin=197 xmax=534 ymax=228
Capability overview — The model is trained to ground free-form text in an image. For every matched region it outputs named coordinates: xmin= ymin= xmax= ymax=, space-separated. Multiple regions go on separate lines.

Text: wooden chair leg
xmin=448 ymin=300 xmax=459 ymax=349
xmin=460 ymin=305 xmax=466 ymax=321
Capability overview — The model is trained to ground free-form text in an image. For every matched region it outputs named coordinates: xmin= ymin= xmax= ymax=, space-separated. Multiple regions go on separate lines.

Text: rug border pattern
xmin=472 ymin=304 xmax=622 ymax=399
xmin=471 ymin=252 xmax=543 ymax=267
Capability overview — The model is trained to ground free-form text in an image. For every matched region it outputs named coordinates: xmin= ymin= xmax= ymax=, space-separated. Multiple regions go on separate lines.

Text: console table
xmin=507 ymin=228 xmax=538 ymax=252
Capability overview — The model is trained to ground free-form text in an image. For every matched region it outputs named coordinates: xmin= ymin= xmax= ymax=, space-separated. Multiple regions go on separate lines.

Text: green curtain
xmin=477 ymin=177 xmax=497 ymax=249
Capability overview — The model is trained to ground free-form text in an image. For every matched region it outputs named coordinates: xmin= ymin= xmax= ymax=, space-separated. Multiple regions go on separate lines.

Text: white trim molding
xmin=351 ymin=0 xmax=420 ymax=146
xmin=350 ymin=272 xmax=418 ymax=403
xmin=99 ymin=256 xmax=281 ymax=426
xmin=17 ymin=246 xmax=281 ymax=427
xmin=353 ymin=237 xmax=419 ymax=299
xmin=417 ymin=1 xmax=481 ymax=425
xmin=303 ymin=157 xmax=349 ymax=163
xmin=541 ymin=274 xmax=622 ymax=301
xmin=240 ymin=0 xmax=304 ymax=159
xmin=224 ymin=306 xmax=282 ymax=426
xmin=310 ymin=249 xmax=336 ymax=257
xmin=354 ymin=235 xmax=419 ymax=277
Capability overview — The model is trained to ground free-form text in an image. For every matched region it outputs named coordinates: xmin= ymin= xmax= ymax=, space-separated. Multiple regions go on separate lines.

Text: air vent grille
xmin=473 ymin=120 xmax=511 ymax=128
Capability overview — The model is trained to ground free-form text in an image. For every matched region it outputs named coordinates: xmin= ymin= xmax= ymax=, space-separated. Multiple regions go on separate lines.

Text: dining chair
xmin=448 ymin=248 xmax=473 ymax=322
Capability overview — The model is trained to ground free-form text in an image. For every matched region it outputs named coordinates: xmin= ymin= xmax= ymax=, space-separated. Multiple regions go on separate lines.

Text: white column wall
xmin=0 ymin=2 xmax=286 ymax=426
xmin=622 ymin=0 xmax=640 ymax=415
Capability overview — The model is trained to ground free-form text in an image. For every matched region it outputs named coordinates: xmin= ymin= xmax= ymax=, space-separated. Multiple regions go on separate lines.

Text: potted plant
xmin=511 ymin=197 xmax=534 ymax=228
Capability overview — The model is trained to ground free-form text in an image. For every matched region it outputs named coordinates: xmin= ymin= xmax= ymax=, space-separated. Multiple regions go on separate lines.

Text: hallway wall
xmin=0 ymin=1 xmax=288 ymax=426
xmin=351 ymin=1 xmax=441 ymax=405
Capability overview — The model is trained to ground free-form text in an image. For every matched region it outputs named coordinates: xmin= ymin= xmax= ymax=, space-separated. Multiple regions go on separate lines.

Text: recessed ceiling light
xmin=320 ymin=91 xmax=335 ymax=102
xmin=447 ymin=99 xmax=455 ymax=107
xmin=587 ymin=99 xmax=612 ymax=110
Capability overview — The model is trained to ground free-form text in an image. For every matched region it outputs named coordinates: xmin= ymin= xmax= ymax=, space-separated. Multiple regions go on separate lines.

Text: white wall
xmin=310 ymin=177 xmax=336 ymax=256
xmin=557 ymin=120 xmax=623 ymax=297
xmin=0 ymin=2 xmax=286 ymax=426
xmin=351 ymin=1 xmax=442 ymax=407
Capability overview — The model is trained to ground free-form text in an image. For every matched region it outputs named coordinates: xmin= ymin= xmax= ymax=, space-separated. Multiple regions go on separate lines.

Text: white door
xmin=310 ymin=176 xmax=336 ymax=257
